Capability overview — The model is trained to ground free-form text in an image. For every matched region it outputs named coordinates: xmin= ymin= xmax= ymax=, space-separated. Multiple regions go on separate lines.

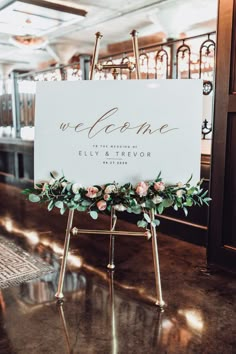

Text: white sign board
xmin=34 ymin=80 xmax=202 ymax=186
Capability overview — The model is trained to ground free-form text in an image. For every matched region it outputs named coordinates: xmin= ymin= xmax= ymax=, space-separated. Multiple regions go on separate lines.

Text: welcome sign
xmin=34 ymin=80 xmax=202 ymax=186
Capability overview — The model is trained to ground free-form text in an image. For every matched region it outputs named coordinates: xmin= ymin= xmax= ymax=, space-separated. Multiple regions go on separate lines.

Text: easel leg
xmin=108 ymin=270 xmax=117 ymax=354
xmin=107 ymin=207 xmax=117 ymax=270
xmin=149 ymin=209 xmax=165 ymax=308
xmin=55 ymin=209 xmax=75 ymax=300
xmin=57 ymin=302 xmax=71 ymax=354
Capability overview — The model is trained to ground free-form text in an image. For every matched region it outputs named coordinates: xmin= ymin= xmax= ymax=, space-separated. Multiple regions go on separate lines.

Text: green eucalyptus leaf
xmin=157 ymin=203 xmax=164 ymax=214
xmin=185 ymin=198 xmax=193 ymax=207
xmin=90 ymin=211 xmax=98 ymax=220
xmin=22 ymin=188 xmax=35 ymax=195
xmin=155 ymin=171 xmax=161 ymax=181
xmin=29 ymin=194 xmax=40 ymax=203
xmin=77 ymin=205 xmax=87 ymax=212
xmin=201 ymin=190 xmax=208 ymax=198
xmin=204 ymin=197 xmax=212 ymax=202
xmin=59 ymin=176 xmax=65 ymax=182
xmin=74 ymin=194 xmax=81 ymax=202
xmin=62 ymin=185 xmax=67 ymax=193
xmin=137 ymin=220 xmax=147 ymax=228
xmin=130 ymin=199 xmax=137 ymax=207
xmin=55 ymin=201 xmax=64 ymax=208
xmin=143 ymin=213 xmax=151 ymax=223
xmin=69 ymin=204 xmax=78 ymax=210
xmin=151 ymin=219 xmax=160 ymax=227
xmin=131 ymin=205 xmax=142 ymax=214
xmin=47 ymin=200 xmax=54 ymax=211
xmin=187 ymin=187 xmax=196 ymax=195
xmin=82 ymin=200 xmax=91 ymax=207
xmin=60 ymin=206 xmax=66 ymax=215
xmin=50 ymin=172 xmax=56 ymax=179
xmin=163 ymin=198 xmax=173 ymax=208
xmin=145 ymin=199 xmax=156 ymax=209
xmin=183 ymin=207 xmax=188 ymax=216
xmin=122 ymin=183 xmax=131 ymax=189
xmin=186 ymin=174 xmax=193 ymax=185
xmin=66 ymin=183 xmax=72 ymax=191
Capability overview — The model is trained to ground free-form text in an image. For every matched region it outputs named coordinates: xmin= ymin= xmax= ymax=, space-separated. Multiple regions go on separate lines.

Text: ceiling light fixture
xmin=10 ymin=35 xmax=48 ymax=49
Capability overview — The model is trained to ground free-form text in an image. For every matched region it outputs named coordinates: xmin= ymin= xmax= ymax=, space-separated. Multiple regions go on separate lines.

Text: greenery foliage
xmin=22 ymin=172 xmax=211 ymax=229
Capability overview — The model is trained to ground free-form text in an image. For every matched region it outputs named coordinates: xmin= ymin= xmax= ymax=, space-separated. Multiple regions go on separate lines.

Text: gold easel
xmin=55 ymin=30 xmax=165 ymax=308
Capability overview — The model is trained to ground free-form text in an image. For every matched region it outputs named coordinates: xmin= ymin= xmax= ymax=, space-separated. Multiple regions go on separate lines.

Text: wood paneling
xmin=223 ymin=113 xmax=236 ymax=248
xmin=208 ymin=0 xmax=236 ymax=270
xmin=230 ymin=0 xmax=236 ymax=93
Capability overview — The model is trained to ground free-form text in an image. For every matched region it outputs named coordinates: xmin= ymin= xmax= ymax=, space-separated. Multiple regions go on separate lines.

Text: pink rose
xmin=97 ymin=200 xmax=107 ymax=211
xmin=136 ymin=181 xmax=149 ymax=197
xmin=154 ymin=181 xmax=165 ymax=191
xmin=86 ymin=186 xmax=99 ymax=198
xmin=104 ymin=193 xmax=110 ymax=201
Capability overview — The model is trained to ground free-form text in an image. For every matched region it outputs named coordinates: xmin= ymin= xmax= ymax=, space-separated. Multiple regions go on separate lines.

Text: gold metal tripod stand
xmin=55 ymin=30 xmax=165 ymax=308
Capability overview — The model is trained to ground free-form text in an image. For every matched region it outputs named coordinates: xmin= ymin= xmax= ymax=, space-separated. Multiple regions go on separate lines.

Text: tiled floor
xmin=0 ymin=183 xmax=235 ymax=354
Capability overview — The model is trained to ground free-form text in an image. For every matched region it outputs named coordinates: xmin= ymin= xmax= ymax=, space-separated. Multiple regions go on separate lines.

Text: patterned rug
xmin=0 ymin=236 xmax=54 ymax=288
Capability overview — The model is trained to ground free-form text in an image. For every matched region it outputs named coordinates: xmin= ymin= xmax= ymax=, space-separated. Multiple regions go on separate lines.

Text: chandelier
xmin=10 ymin=35 xmax=48 ymax=49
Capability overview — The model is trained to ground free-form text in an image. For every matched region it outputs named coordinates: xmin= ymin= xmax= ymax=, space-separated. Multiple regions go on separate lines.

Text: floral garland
xmin=22 ymin=172 xmax=211 ymax=229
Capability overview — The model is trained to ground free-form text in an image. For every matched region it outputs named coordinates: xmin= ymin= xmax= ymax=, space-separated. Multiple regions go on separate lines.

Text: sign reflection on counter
xmin=34 ymin=80 xmax=203 ymax=186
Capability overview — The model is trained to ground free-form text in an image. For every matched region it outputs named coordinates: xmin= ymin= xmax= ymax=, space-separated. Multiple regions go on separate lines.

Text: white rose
xmin=176 ymin=189 xmax=184 ymax=197
xmin=105 ymin=184 xmax=116 ymax=194
xmin=152 ymin=195 xmax=163 ymax=204
xmin=114 ymin=204 xmax=127 ymax=212
xmin=49 ymin=178 xmax=55 ymax=185
xmin=72 ymin=183 xmax=82 ymax=194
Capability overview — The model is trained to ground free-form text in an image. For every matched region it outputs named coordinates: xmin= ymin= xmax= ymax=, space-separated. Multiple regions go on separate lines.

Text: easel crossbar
xmin=72 ymin=227 xmax=151 ymax=239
